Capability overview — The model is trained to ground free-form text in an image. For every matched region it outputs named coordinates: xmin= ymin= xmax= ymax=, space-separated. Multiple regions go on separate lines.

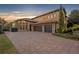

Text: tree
xmin=59 ymin=5 xmax=65 ymax=33
xmin=0 ymin=18 xmax=3 ymax=33
xmin=67 ymin=17 xmax=73 ymax=28
xmin=69 ymin=10 xmax=79 ymax=24
xmin=0 ymin=17 xmax=7 ymax=33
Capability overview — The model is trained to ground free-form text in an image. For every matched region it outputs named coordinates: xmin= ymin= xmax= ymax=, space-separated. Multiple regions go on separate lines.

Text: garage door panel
xmin=34 ymin=26 xmax=42 ymax=32
xmin=44 ymin=24 xmax=52 ymax=33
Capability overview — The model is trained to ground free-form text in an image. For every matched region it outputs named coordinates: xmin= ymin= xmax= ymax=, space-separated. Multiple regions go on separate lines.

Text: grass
xmin=52 ymin=31 xmax=79 ymax=41
xmin=0 ymin=33 xmax=17 ymax=54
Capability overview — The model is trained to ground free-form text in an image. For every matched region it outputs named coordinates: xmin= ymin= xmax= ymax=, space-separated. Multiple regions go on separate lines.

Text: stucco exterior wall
xmin=32 ymin=11 xmax=60 ymax=23
xmin=31 ymin=9 xmax=66 ymax=33
xmin=11 ymin=20 xmax=30 ymax=31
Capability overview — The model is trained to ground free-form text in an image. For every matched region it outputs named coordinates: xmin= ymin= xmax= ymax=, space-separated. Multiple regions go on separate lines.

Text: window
xmin=48 ymin=14 xmax=51 ymax=20
xmin=51 ymin=14 xmax=54 ymax=18
xmin=54 ymin=14 xmax=57 ymax=18
xmin=12 ymin=23 xmax=15 ymax=28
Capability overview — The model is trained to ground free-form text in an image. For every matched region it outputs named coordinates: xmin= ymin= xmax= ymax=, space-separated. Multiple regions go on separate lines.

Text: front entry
xmin=18 ymin=20 xmax=28 ymax=31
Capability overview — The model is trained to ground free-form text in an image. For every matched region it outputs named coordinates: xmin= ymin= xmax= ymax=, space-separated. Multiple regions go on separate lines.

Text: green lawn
xmin=0 ymin=34 xmax=17 ymax=54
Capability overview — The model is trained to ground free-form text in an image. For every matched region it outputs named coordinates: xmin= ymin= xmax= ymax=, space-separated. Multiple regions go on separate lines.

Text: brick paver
xmin=5 ymin=32 xmax=79 ymax=54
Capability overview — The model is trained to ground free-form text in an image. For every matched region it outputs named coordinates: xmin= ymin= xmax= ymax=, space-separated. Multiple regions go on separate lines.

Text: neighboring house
xmin=30 ymin=7 xmax=67 ymax=33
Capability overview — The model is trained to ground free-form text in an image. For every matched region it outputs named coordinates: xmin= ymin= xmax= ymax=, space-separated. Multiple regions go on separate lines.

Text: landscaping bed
xmin=52 ymin=31 xmax=79 ymax=41
xmin=0 ymin=34 xmax=17 ymax=53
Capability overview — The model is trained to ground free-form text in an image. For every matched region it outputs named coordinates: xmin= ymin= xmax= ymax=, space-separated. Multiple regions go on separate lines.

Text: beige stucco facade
xmin=10 ymin=7 xmax=67 ymax=33
xmin=31 ymin=8 xmax=67 ymax=33
xmin=11 ymin=18 xmax=32 ymax=31
xmin=32 ymin=11 xmax=60 ymax=23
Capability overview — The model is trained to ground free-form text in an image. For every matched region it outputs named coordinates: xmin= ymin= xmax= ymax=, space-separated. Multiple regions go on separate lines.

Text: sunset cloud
xmin=12 ymin=11 xmax=22 ymax=14
xmin=0 ymin=4 xmax=79 ymax=22
xmin=0 ymin=15 xmax=36 ymax=22
xmin=0 ymin=11 xmax=36 ymax=22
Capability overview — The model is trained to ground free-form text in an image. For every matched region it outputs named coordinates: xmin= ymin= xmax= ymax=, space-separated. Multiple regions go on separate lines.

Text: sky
xmin=0 ymin=4 xmax=79 ymax=22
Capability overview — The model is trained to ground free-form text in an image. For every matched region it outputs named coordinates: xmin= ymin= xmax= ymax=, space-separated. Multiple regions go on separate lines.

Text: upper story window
xmin=48 ymin=14 xmax=51 ymax=20
xmin=48 ymin=13 xmax=57 ymax=20
xmin=53 ymin=14 xmax=57 ymax=18
xmin=50 ymin=13 xmax=57 ymax=19
xmin=51 ymin=14 xmax=54 ymax=18
xmin=12 ymin=23 xmax=15 ymax=28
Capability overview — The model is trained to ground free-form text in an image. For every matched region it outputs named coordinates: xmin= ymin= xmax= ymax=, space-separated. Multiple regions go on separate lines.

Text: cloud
xmin=0 ymin=15 xmax=36 ymax=22
xmin=0 ymin=10 xmax=50 ymax=22
xmin=11 ymin=11 xmax=23 ymax=14
xmin=0 ymin=12 xmax=9 ymax=16
xmin=0 ymin=10 xmax=48 ymax=22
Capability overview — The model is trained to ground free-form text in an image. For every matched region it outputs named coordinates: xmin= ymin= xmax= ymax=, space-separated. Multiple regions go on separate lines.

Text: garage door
xmin=44 ymin=24 xmax=52 ymax=33
xmin=34 ymin=25 xmax=42 ymax=32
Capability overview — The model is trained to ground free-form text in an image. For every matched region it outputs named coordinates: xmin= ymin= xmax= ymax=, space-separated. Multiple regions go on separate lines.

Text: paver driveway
xmin=5 ymin=32 xmax=79 ymax=54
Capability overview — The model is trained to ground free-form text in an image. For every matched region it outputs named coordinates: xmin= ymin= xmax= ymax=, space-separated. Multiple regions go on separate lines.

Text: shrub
xmin=3 ymin=28 xmax=9 ymax=31
xmin=61 ymin=28 xmax=73 ymax=33
xmin=73 ymin=24 xmax=79 ymax=30
xmin=0 ymin=30 xmax=4 ymax=34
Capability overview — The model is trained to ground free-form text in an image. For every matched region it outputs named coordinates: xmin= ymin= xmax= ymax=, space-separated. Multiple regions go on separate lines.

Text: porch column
xmin=9 ymin=24 xmax=12 ymax=32
xmin=27 ymin=22 xmax=30 ymax=31
xmin=16 ymin=21 xmax=20 ymax=31
xmin=42 ymin=25 xmax=45 ymax=32
xmin=10 ymin=26 xmax=12 ymax=32
xmin=18 ymin=23 xmax=20 ymax=31
xmin=52 ymin=24 xmax=55 ymax=33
